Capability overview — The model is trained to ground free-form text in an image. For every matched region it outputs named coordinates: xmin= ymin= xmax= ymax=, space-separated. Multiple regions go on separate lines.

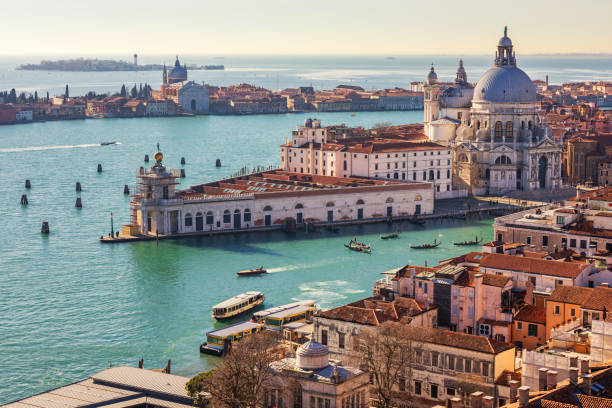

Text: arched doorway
xmin=233 ymin=209 xmax=241 ymax=229
xmin=538 ymin=156 xmax=548 ymax=189
xmin=190 ymin=99 xmax=196 ymax=111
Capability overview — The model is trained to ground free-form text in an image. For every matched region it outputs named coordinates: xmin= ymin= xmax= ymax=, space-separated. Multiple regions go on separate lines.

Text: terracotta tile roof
xmin=480 ymin=254 xmax=584 ymax=279
xmin=576 ymin=394 xmax=612 ymax=408
xmin=495 ymin=369 xmax=522 ymax=386
xmin=548 ymin=286 xmax=593 ymax=305
xmin=318 ymin=296 xmax=431 ymax=326
xmin=582 ymin=286 xmax=612 ymax=312
xmin=515 ymin=304 xmax=547 ymax=325
xmin=402 ymin=327 xmax=515 ymax=355
xmin=481 ymin=273 xmax=513 ymax=288
xmin=540 ymin=401 xmax=579 ymax=408
xmin=523 ymin=251 xmax=548 ymax=258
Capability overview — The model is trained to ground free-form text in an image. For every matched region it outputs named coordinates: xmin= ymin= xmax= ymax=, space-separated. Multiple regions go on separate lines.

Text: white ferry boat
xmin=252 ymin=300 xmax=316 ymax=331
xmin=212 ymin=291 xmax=264 ymax=320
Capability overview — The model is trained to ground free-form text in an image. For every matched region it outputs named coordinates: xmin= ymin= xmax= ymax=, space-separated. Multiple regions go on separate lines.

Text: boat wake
xmin=0 ymin=142 xmax=120 ymax=153
xmin=266 ymin=259 xmax=335 ymax=274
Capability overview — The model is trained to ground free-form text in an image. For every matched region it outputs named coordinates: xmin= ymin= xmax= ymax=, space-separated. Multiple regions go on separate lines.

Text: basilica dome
xmin=168 ymin=56 xmax=187 ymax=83
xmin=473 ymin=66 xmax=536 ymax=104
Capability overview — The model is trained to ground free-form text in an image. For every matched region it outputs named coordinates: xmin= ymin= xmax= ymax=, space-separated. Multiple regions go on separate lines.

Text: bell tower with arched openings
xmin=423 ymin=64 xmax=441 ymax=138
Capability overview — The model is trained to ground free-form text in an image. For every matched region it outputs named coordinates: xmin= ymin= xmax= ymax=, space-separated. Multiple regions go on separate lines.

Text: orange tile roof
xmin=515 ymin=304 xmax=547 ymax=325
xmin=548 ymin=286 xmax=593 ymax=305
xmin=480 ymin=254 xmax=584 ymax=279
xmin=582 ymin=286 xmax=612 ymax=312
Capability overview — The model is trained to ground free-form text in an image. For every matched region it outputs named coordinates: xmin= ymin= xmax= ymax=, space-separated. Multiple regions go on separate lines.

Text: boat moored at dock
xmin=212 ymin=291 xmax=264 ymax=320
xmin=252 ymin=300 xmax=316 ymax=331
xmin=200 ymin=321 xmax=263 ymax=355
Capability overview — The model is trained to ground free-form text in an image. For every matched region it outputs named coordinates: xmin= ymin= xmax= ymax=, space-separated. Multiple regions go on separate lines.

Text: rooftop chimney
xmin=471 ymin=391 xmax=484 ymax=408
xmin=518 ymin=386 xmax=530 ymax=407
xmin=602 ymin=282 xmax=609 ymax=288
xmin=450 ymin=397 xmax=462 ymax=408
xmin=581 ymin=374 xmax=592 ymax=395
xmin=570 ymin=356 xmax=578 ymax=368
xmin=538 ymin=368 xmax=549 ymax=391
xmin=547 ymin=370 xmax=558 ymax=390
xmin=580 ymin=357 xmax=590 ymax=375
xmin=509 ymin=380 xmax=520 ymax=403
xmin=483 ymin=396 xmax=494 ymax=408
xmin=569 ymin=367 xmax=579 ymax=385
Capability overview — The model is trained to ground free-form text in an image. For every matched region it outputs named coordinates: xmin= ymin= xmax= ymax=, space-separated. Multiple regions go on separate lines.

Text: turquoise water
xmin=0 ymin=111 xmax=495 ymax=403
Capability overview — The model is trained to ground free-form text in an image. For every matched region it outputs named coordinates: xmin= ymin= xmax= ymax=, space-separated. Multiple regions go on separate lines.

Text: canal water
xmin=0 ymin=111 xmax=494 ymax=403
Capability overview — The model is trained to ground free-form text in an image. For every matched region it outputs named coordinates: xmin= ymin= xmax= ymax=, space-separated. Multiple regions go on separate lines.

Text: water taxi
xmin=212 ymin=291 xmax=264 ymax=320
xmin=237 ymin=266 xmax=266 ymax=276
xmin=252 ymin=300 xmax=316 ymax=331
xmin=199 ymin=321 xmax=263 ymax=355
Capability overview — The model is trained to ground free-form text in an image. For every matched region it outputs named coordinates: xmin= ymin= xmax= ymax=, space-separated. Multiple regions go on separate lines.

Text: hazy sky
xmin=3 ymin=0 xmax=612 ymax=55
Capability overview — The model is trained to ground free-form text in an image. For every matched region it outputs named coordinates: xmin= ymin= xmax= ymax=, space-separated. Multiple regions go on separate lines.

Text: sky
xmin=3 ymin=0 xmax=612 ymax=55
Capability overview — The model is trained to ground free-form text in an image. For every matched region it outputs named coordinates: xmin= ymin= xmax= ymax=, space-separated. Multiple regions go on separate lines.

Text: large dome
xmin=473 ymin=66 xmax=537 ymax=104
xmin=168 ymin=56 xmax=187 ymax=83
xmin=296 ymin=341 xmax=329 ymax=370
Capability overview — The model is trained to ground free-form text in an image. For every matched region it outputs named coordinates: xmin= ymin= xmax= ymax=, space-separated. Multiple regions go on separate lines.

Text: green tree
xmin=65 ymin=84 xmax=69 ymax=98
xmin=8 ymin=88 xmax=17 ymax=103
xmin=130 ymin=84 xmax=138 ymax=98
xmin=120 ymin=85 xmax=127 ymax=97
xmin=34 ymin=91 xmax=38 ymax=102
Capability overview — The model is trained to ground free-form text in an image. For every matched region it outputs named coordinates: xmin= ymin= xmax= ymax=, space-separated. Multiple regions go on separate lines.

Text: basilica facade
xmin=424 ymin=29 xmax=562 ymax=195
xmin=160 ymin=57 xmax=209 ymax=114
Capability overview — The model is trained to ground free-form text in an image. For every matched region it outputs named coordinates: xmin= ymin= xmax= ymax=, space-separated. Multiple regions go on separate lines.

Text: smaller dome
xmin=427 ymin=64 xmax=438 ymax=84
xmin=498 ymin=36 xmax=512 ymax=47
xmin=476 ymin=127 xmax=489 ymax=141
xmin=168 ymin=56 xmax=188 ymax=82
xmin=296 ymin=341 xmax=329 ymax=370
xmin=459 ymin=125 xmax=474 ymax=141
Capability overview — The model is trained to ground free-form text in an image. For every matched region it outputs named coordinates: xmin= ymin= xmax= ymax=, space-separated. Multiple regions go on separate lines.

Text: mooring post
xmin=41 ymin=221 xmax=49 ymax=234
xmin=75 ymin=197 xmax=82 ymax=208
xmin=21 ymin=194 xmax=28 ymax=205
xmin=215 ymin=158 xmax=221 ymax=167
xmin=181 ymin=157 xmax=186 ymax=165
xmin=76 ymin=181 xmax=81 ymax=192
xmin=25 ymin=179 xmax=31 ymax=189
xmin=97 ymin=164 xmax=103 ymax=173
xmin=144 ymin=154 xmax=149 ymax=162
xmin=180 ymin=168 xmax=185 ymax=178
xmin=124 ymin=184 xmax=130 ymax=194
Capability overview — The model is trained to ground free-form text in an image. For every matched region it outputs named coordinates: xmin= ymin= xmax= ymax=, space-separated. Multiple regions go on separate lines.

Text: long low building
xmin=126 ymin=153 xmax=434 ymax=237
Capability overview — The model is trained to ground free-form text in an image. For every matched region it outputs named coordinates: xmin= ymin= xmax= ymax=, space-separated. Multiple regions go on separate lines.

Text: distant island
xmin=17 ymin=58 xmax=224 ymax=72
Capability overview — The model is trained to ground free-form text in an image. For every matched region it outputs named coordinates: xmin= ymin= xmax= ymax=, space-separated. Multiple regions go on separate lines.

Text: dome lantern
xmin=427 ymin=64 xmax=438 ymax=85
xmin=495 ymin=26 xmax=516 ymax=67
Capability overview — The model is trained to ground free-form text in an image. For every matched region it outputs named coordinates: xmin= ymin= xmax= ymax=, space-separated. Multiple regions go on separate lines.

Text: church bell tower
xmin=423 ymin=64 xmax=440 ymax=139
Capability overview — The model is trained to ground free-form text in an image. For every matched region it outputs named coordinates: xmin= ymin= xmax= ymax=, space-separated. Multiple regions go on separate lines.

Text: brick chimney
xmin=524 ymin=280 xmax=534 ymax=306
xmin=538 ymin=368 xmax=549 ymax=391
xmin=450 ymin=397 xmax=462 ymax=408
xmin=580 ymin=357 xmax=590 ymax=375
xmin=518 ymin=386 xmax=530 ymax=407
xmin=471 ymin=391 xmax=484 ymax=408
xmin=509 ymin=380 xmax=520 ymax=403
xmin=547 ymin=370 xmax=558 ymax=390
xmin=581 ymin=374 xmax=592 ymax=395
xmin=569 ymin=367 xmax=579 ymax=385
xmin=483 ymin=396 xmax=494 ymax=408
xmin=569 ymin=356 xmax=578 ymax=368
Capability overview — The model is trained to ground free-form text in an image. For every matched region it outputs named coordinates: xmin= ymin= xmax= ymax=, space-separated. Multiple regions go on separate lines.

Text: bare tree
xmin=349 ymin=322 xmax=422 ymax=408
xmin=186 ymin=331 xmax=281 ymax=408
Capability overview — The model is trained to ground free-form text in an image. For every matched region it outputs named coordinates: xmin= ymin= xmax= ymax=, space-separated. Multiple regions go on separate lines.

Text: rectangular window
xmin=424 ymin=283 xmax=428 ymax=294
xmin=528 ymin=324 xmax=538 ymax=337
xmin=593 ymin=312 xmax=600 ymax=321
xmin=321 ymin=329 xmax=328 ymax=345
xmin=517 ymin=321 xmax=523 ymax=330
xmin=580 ymin=240 xmax=587 ymax=249
xmin=339 ymin=332 xmax=345 ymax=349
xmin=413 ymin=172 xmax=417 ymax=181
xmin=432 ymin=353 xmax=438 ymax=367
xmin=414 ymin=380 xmax=422 ymax=395
xmin=465 ymin=359 xmax=472 ymax=373
xmin=448 ymin=355 xmax=455 ymax=370
xmin=447 ymin=388 xmax=456 ymax=396
xmin=556 ymin=216 xmax=565 ymax=224
xmin=571 ymin=308 xmax=576 ymax=317
xmin=526 ymin=236 xmax=531 ymax=245
xmin=318 ymin=397 xmax=323 ymax=408
xmin=399 ymin=377 xmax=406 ymax=391
xmin=543 ymin=236 xmax=548 ymax=247
xmin=325 ymin=400 xmax=330 ymax=408
xmin=482 ymin=362 xmax=490 ymax=377
xmin=244 ymin=211 xmax=252 ymax=222
xmin=570 ymin=238 xmax=577 ymax=248
xmin=554 ymin=305 xmax=560 ymax=315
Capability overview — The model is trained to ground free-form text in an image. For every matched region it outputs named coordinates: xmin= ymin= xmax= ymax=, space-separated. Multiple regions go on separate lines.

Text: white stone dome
xmin=296 ymin=341 xmax=329 ymax=370
xmin=442 ymin=84 xmax=474 ymax=109
xmin=473 ymin=66 xmax=537 ymax=104
xmin=427 ymin=65 xmax=438 ymax=84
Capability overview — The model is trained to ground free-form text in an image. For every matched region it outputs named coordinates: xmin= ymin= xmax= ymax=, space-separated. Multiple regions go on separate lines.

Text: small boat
xmin=410 ymin=239 xmax=441 ymax=249
xmin=348 ymin=238 xmax=370 ymax=249
xmin=345 ymin=243 xmax=371 ymax=254
xmin=100 ymin=141 xmax=117 ymax=146
xmin=350 ymin=113 xmax=356 ymax=117
xmin=212 ymin=291 xmax=265 ymax=320
xmin=453 ymin=236 xmax=483 ymax=246
xmin=237 ymin=266 xmax=266 ymax=276
xmin=408 ymin=218 xmax=426 ymax=226
xmin=381 ymin=231 xmax=400 ymax=240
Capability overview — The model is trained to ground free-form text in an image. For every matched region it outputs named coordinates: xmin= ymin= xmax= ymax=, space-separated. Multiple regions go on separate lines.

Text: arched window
xmin=495 ymin=155 xmax=512 ymax=165
xmin=206 ymin=211 xmax=214 ymax=225
xmin=458 ymin=153 xmax=468 ymax=163
xmin=326 ymin=201 xmax=335 ymax=207
xmin=263 ymin=205 xmax=273 ymax=211
xmin=521 ymin=121 xmax=525 ymax=129
xmin=505 ymin=121 xmax=513 ymax=138
xmin=223 ymin=209 xmax=231 ymax=223
xmin=415 ymin=195 xmax=422 ymax=201
xmin=295 ymin=203 xmax=304 ymax=209
xmin=195 ymin=212 xmax=203 ymax=231
xmin=244 ymin=208 xmax=251 ymax=222
xmin=356 ymin=199 xmax=365 ymax=205
xmin=185 ymin=213 xmax=193 ymax=227
xmin=528 ymin=120 xmax=533 ymax=130
xmin=386 ymin=197 xmax=394 ymax=203
xmin=494 ymin=121 xmax=503 ymax=141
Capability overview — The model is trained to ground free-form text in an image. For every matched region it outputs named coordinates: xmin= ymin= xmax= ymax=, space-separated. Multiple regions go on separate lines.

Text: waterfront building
xmin=0 ymin=104 xmax=17 ymax=124
xmin=264 ymin=341 xmax=369 ymax=408
xmin=125 ymin=149 xmax=433 ymax=237
xmin=1 ymin=366 xmax=199 ymax=408
xmin=312 ymin=296 xmax=438 ymax=358
xmin=493 ymin=203 xmax=612 ymax=255
xmin=159 ymin=56 xmax=209 ymax=114
xmin=281 ymin=119 xmax=457 ymax=198
xmin=423 ymin=28 xmax=563 ymax=194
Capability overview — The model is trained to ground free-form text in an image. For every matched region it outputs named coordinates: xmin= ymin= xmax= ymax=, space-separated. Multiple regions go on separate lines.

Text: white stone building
xmin=281 ymin=119 xmax=457 ymax=198
xmin=423 ymin=28 xmax=563 ymax=195
xmin=126 ymin=150 xmax=434 ymax=237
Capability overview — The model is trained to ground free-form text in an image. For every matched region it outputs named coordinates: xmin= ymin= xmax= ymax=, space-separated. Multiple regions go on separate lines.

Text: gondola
xmin=237 ymin=266 xmax=267 ymax=276
xmin=410 ymin=239 xmax=441 ymax=249
xmin=453 ymin=236 xmax=483 ymax=246
xmin=348 ymin=238 xmax=370 ymax=249
xmin=344 ymin=243 xmax=371 ymax=254
xmin=380 ymin=231 xmax=400 ymax=240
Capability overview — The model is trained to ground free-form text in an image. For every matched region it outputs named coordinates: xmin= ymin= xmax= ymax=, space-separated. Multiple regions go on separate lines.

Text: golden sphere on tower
xmin=154 ymin=151 xmax=163 ymax=164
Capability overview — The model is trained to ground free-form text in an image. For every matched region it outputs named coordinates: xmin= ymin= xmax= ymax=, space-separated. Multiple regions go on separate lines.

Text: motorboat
xmin=237 ymin=266 xmax=266 ymax=276
xmin=100 ymin=141 xmax=117 ymax=146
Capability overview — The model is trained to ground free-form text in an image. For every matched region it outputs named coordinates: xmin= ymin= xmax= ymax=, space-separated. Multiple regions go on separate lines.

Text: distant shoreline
xmin=17 ymin=58 xmax=223 ymax=72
